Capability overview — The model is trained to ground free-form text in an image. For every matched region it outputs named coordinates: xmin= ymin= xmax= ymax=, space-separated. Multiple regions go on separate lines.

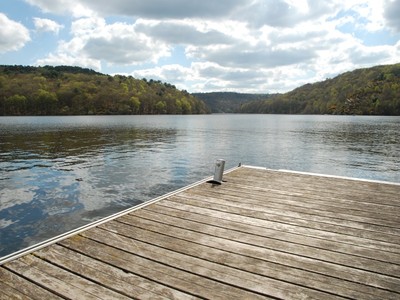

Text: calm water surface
xmin=1 ymin=114 xmax=399 ymax=257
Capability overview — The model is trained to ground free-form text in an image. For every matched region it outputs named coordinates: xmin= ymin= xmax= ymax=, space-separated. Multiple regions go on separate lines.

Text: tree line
xmin=0 ymin=65 xmax=210 ymax=116
xmin=192 ymin=92 xmax=272 ymax=113
xmin=2 ymin=63 xmax=399 ymax=116
xmin=238 ymin=63 xmax=400 ymax=115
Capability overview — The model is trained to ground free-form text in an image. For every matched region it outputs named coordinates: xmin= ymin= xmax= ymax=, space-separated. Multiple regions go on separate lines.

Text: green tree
xmin=180 ymin=98 xmax=192 ymax=114
xmin=130 ymin=96 xmax=141 ymax=113
xmin=35 ymin=89 xmax=58 ymax=115
xmin=5 ymin=94 xmax=27 ymax=115
xmin=155 ymin=100 xmax=167 ymax=114
xmin=0 ymin=65 xmax=210 ymax=116
xmin=175 ymin=99 xmax=183 ymax=114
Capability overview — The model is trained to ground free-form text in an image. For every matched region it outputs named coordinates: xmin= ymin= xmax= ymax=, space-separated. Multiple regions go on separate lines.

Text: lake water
xmin=1 ymin=114 xmax=400 ymax=257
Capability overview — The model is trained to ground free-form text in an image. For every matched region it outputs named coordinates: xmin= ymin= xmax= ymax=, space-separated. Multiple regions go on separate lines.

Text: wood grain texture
xmin=1 ymin=167 xmax=399 ymax=299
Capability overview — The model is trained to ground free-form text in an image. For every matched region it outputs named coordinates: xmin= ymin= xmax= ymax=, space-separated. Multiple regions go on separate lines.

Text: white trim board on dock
xmin=1 ymin=166 xmax=400 ymax=299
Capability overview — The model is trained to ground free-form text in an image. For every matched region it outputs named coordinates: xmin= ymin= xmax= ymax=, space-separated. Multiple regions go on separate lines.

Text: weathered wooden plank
xmin=133 ymin=208 xmax=400 ymax=270
xmin=98 ymin=218 xmax=399 ymax=299
xmin=59 ymin=235 xmax=267 ymax=300
xmin=0 ymin=281 xmax=31 ymax=300
xmin=232 ymin=167 xmax=400 ymax=192
xmin=160 ymin=198 xmax=400 ymax=254
xmin=194 ymin=177 xmax=400 ymax=218
xmin=180 ymin=189 xmax=400 ymax=235
xmin=34 ymin=244 xmax=187 ymax=300
xmin=195 ymin=189 xmax=400 ymax=230
xmin=4 ymin=257 xmax=101 ymax=299
xmin=0 ymin=267 xmax=62 ymax=300
xmin=2 ymin=166 xmax=400 ymax=300
xmin=145 ymin=202 xmax=400 ymax=263
xmin=226 ymin=170 xmax=400 ymax=203
xmin=166 ymin=195 xmax=400 ymax=244
xmin=81 ymin=227 xmax=296 ymax=299
xmin=92 ymin=223 xmax=358 ymax=300
xmin=115 ymin=214 xmax=400 ymax=286
xmin=5 ymin=254 xmax=132 ymax=299
xmin=191 ymin=184 xmax=400 ymax=227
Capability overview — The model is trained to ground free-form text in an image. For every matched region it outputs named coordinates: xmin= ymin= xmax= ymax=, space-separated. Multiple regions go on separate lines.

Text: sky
xmin=0 ymin=0 xmax=400 ymax=93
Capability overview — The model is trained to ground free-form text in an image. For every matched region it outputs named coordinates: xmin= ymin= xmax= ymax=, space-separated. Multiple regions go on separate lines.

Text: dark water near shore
xmin=1 ymin=114 xmax=399 ymax=257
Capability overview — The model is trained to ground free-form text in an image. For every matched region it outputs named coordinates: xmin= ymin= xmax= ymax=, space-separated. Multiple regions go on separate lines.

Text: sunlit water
xmin=1 ymin=114 xmax=399 ymax=257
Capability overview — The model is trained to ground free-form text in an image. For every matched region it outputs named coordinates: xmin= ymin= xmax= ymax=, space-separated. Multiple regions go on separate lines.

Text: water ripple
xmin=0 ymin=115 xmax=399 ymax=257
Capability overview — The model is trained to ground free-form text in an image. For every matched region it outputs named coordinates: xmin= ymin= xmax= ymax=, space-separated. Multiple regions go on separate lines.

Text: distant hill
xmin=4 ymin=64 xmax=399 ymax=116
xmin=239 ymin=63 xmax=400 ymax=115
xmin=192 ymin=92 xmax=272 ymax=113
xmin=0 ymin=65 xmax=210 ymax=116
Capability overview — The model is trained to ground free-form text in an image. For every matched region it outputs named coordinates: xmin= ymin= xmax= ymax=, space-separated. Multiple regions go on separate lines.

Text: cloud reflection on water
xmin=0 ymin=118 xmax=180 ymax=256
xmin=0 ymin=115 xmax=399 ymax=257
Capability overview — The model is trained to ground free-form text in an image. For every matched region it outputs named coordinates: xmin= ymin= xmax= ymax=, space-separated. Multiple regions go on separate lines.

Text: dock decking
xmin=1 ymin=166 xmax=400 ymax=299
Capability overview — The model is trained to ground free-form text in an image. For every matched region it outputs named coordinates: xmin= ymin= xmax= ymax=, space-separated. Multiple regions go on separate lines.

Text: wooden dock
xmin=1 ymin=166 xmax=400 ymax=299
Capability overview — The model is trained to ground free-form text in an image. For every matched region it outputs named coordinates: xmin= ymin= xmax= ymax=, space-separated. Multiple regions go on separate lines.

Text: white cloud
xmin=132 ymin=64 xmax=191 ymax=84
xmin=344 ymin=1 xmax=385 ymax=32
xmin=384 ymin=0 xmax=400 ymax=32
xmin=191 ymin=62 xmax=271 ymax=92
xmin=135 ymin=20 xmax=237 ymax=46
xmin=0 ymin=13 xmax=30 ymax=53
xmin=188 ymin=43 xmax=316 ymax=69
xmin=131 ymin=62 xmax=309 ymax=93
xmin=70 ymin=16 xmax=106 ymax=36
xmin=234 ymin=0 xmax=339 ymax=28
xmin=80 ymin=0 xmax=244 ymax=19
xmin=25 ymin=0 xmax=245 ymax=20
xmin=35 ymin=17 xmax=103 ymax=69
xmin=82 ymin=21 xmax=170 ymax=65
xmin=37 ymin=17 xmax=170 ymax=69
xmin=19 ymin=0 xmax=400 ymax=93
xmin=25 ymin=0 xmax=94 ymax=17
xmin=36 ymin=51 xmax=101 ymax=71
xmin=131 ymin=20 xmax=399 ymax=93
xmin=33 ymin=17 xmax=64 ymax=34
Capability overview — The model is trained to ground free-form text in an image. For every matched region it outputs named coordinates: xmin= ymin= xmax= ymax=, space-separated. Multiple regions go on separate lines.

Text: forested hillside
xmin=0 ymin=65 xmax=209 ymax=115
xmin=3 ymin=64 xmax=399 ymax=116
xmin=239 ymin=63 xmax=400 ymax=115
xmin=192 ymin=92 xmax=271 ymax=113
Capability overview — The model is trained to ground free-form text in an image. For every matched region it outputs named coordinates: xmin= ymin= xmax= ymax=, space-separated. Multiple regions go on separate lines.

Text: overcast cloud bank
xmin=1 ymin=0 xmax=399 ymax=93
